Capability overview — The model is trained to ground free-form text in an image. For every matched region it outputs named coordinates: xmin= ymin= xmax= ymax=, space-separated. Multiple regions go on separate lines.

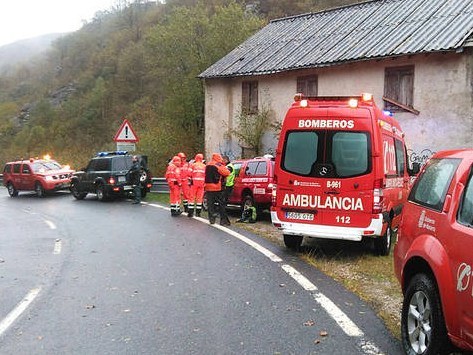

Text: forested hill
xmin=0 ymin=0 xmax=363 ymax=175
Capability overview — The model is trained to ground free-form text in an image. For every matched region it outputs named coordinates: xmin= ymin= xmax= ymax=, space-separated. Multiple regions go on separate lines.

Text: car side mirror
xmin=408 ymin=162 xmax=421 ymax=176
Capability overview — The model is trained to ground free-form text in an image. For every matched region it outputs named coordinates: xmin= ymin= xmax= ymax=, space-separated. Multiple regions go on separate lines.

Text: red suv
xmin=394 ymin=149 xmax=473 ymax=354
xmin=3 ymin=157 xmax=74 ymax=197
xmin=211 ymin=155 xmax=273 ymax=213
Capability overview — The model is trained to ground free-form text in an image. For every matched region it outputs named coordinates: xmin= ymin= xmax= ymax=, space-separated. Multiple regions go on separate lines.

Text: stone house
xmin=199 ymin=0 xmax=473 ymax=164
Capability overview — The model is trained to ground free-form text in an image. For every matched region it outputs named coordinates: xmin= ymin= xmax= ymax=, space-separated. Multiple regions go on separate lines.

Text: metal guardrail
xmin=0 ymin=174 xmax=170 ymax=193
xmin=151 ymin=177 xmax=169 ymax=193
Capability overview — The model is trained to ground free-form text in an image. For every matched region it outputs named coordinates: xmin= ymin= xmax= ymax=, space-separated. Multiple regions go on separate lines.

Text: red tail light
xmin=373 ymin=178 xmax=384 ymax=214
xmin=108 ymin=177 xmax=116 ymax=185
xmin=271 ymin=174 xmax=277 ymax=206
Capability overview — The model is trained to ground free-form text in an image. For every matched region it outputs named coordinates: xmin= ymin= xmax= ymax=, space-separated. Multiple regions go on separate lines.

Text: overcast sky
xmin=0 ymin=0 xmax=118 ymax=47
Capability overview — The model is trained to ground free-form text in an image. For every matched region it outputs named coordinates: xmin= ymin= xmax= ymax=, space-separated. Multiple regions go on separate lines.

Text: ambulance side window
xmin=282 ymin=131 xmax=318 ymax=175
xmin=395 ymin=139 xmax=405 ymax=176
xmin=458 ymin=167 xmax=473 ymax=227
xmin=409 ymin=158 xmax=460 ymax=211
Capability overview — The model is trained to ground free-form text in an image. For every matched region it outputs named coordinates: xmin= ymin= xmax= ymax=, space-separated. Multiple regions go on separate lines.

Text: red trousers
xmin=169 ymin=183 xmax=181 ymax=205
xmin=190 ymin=184 xmax=205 ymax=205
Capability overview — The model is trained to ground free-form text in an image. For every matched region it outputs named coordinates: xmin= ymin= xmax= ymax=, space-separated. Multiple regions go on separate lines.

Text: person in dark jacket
xmin=205 ymin=153 xmax=230 ymax=225
xmin=128 ymin=155 xmax=142 ymax=204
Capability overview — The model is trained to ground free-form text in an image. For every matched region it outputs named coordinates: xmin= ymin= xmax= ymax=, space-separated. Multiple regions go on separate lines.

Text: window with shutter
xmin=297 ymin=75 xmax=318 ymax=96
xmin=242 ymin=81 xmax=258 ymax=114
xmin=384 ymin=66 xmax=414 ymax=112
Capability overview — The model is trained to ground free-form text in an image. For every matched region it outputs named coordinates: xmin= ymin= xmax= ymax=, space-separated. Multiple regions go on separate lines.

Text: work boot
xmin=188 ymin=209 xmax=194 ymax=218
xmin=220 ymin=218 xmax=231 ymax=226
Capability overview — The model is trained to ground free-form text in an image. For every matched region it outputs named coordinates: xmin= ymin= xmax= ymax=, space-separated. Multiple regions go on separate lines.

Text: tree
xmin=145 ymin=1 xmax=264 ymax=154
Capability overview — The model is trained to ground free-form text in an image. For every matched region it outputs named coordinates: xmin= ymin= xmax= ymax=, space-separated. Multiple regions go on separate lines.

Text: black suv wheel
xmin=71 ymin=181 xmax=87 ymax=200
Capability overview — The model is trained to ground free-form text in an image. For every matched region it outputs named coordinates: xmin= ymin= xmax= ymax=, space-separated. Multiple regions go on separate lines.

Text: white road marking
xmin=53 ymin=239 xmax=62 ymax=255
xmin=44 ymin=220 xmax=56 ymax=230
xmin=147 ymin=202 xmax=384 ymax=354
xmin=214 ymin=225 xmax=283 ymax=262
xmin=0 ymin=288 xmax=41 ymax=337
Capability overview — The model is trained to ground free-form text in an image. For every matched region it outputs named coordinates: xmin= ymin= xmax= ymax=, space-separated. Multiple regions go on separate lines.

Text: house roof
xmin=199 ymin=0 xmax=473 ymax=79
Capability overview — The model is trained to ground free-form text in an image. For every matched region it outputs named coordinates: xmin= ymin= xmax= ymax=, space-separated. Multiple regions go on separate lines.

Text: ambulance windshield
xmin=281 ymin=130 xmax=371 ymax=178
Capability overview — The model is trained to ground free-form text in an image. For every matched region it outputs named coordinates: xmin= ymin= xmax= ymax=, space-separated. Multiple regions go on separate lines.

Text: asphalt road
xmin=0 ymin=189 xmax=401 ymax=354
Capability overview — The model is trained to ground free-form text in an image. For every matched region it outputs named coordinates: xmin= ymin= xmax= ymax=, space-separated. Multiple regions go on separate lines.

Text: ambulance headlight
xmin=348 ymin=99 xmax=358 ymax=108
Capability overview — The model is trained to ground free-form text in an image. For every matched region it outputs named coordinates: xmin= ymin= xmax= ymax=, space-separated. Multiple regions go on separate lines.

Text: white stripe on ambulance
xmin=282 ymin=193 xmax=364 ymax=211
xmin=298 ymin=119 xmax=355 ymax=129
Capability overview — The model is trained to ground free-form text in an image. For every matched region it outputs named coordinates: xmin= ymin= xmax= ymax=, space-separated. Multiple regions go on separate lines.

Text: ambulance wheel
xmin=283 ymin=234 xmax=303 ymax=250
xmin=374 ymin=222 xmax=392 ymax=256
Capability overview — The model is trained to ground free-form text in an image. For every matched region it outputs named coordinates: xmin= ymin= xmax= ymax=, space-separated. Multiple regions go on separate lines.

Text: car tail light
xmin=108 ymin=177 xmax=116 ymax=185
xmin=271 ymin=174 xmax=277 ymax=206
xmin=373 ymin=179 xmax=384 ymax=214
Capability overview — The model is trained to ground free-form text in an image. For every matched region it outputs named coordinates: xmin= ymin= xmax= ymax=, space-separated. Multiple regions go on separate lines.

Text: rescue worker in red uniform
xmin=165 ymin=156 xmax=182 ymax=216
xmin=187 ymin=153 xmax=206 ymax=218
xmin=178 ymin=152 xmax=192 ymax=213
xmin=205 ymin=153 xmax=231 ymax=225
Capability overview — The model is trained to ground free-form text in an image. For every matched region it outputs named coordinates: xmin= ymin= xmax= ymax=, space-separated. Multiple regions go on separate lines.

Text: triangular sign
xmin=113 ymin=119 xmax=139 ymax=142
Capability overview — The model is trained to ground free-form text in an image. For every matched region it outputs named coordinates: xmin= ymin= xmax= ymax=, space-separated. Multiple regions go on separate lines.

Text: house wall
xmin=204 ymin=51 xmax=473 ymax=163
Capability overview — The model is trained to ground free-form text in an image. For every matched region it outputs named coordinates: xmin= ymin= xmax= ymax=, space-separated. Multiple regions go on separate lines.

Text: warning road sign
xmin=113 ymin=119 xmax=139 ymax=142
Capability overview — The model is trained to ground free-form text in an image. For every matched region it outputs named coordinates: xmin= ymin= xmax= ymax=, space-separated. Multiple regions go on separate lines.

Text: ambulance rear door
xmin=275 ymin=108 xmax=376 ymax=231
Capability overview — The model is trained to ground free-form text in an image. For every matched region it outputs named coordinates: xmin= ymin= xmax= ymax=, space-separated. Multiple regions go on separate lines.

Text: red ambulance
xmin=271 ymin=93 xmax=419 ymax=255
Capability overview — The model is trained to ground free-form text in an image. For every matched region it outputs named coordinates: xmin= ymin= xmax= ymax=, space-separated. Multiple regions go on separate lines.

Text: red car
xmin=3 ymin=157 xmax=74 ymax=197
xmin=228 ymin=155 xmax=275 ymax=212
xmin=394 ymin=149 xmax=473 ymax=354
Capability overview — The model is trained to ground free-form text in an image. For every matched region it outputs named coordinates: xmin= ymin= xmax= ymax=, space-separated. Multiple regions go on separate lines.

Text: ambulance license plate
xmin=285 ymin=212 xmax=314 ymax=221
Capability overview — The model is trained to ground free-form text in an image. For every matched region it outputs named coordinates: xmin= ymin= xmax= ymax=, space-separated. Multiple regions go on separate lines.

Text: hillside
xmin=0 ymin=33 xmax=66 ymax=72
xmin=0 ymin=0 xmax=364 ymax=175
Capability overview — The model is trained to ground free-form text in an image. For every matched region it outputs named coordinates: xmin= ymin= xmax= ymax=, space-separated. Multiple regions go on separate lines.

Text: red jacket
xmin=205 ymin=153 xmax=230 ymax=192
xmin=191 ymin=154 xmax=206 ymax=187
xmin=165 ymin=156 xmax=181 ymax=186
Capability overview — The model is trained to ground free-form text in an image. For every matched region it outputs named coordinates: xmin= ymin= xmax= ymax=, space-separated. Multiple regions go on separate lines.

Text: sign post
xmin=113 ymin=119 xmax=139 ymax=152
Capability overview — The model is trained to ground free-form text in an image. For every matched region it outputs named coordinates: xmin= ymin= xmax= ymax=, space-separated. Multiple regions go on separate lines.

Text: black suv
xmin=70 ymin=151 xmax=152 ymax=201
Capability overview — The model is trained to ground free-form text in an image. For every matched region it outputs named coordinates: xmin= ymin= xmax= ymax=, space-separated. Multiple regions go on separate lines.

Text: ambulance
xmin=270 ymin=93 xmax=419 ymax=255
